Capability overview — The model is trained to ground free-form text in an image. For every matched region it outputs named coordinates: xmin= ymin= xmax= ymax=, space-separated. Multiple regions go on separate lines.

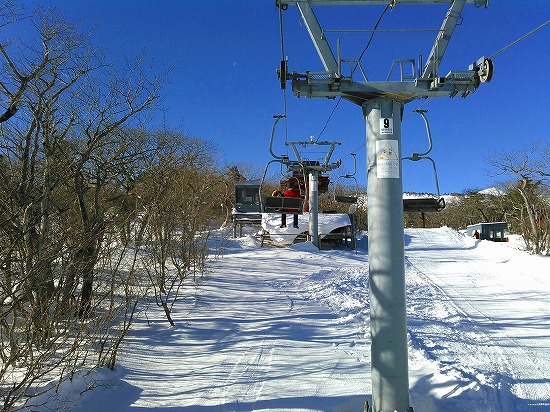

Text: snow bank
xmin=262 ymin=212 xmax=351 ymax=245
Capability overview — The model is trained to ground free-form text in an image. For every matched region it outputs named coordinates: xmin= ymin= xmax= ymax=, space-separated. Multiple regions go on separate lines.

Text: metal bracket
xmin=296 ymin=1 xmax=339 ymax=77
xmin=421 ymin=0 xmax=467 ymax=80
xmin=279 ymin=1 xmax=491 ymax=102
xmin=285 ymin=140 xmax=341 ymax=171
xmin=387 ymin=59 xmax=417 ymax=82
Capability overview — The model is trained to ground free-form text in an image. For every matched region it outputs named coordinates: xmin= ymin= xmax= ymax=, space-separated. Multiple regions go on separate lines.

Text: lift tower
xmin=275 ymin=1 xmax=492 ymax=411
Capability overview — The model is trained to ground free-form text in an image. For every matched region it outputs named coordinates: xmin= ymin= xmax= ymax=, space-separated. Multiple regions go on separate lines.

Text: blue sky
xmin=11 ymin=1 xmax=550 ymax=193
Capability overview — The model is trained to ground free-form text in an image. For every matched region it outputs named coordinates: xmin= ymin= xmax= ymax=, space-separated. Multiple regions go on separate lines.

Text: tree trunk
xmin=517 ymin=180 xmax=541 ymax=254
xmin=74 ymin=172 xmax=105 ymax=319
xmin=77 ymin=244 xmax=98 ymax=319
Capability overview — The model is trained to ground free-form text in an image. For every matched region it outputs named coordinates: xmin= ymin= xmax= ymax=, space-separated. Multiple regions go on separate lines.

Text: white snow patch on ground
xmin=33 ymin=226 xmax=550 ymax=411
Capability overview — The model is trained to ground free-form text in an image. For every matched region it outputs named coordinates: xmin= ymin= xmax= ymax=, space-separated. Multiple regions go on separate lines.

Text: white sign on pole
xmin=376 ymin=140 xmax=399 ymax=179
xmin=380 ymin=117 xmax=393 ymax=135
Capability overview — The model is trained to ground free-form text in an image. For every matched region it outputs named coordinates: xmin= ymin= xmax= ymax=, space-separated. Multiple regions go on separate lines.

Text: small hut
xmin=232 ymin=180 xmax=262 ymax=237
xmin=466 ymin=222 xmax=509 ymax=242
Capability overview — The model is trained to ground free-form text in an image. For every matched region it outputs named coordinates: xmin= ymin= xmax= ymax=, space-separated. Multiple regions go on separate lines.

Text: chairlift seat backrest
xmin=335 ymin=195 xmax=358 ymax=204
xmin=403 ymin=197 xmax=445 ymax=213
xmin=263 ymin=196 xmax=303 ymax=213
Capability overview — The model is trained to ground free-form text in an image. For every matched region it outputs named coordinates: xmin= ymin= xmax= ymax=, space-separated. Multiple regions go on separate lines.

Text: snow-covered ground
xmin=34 ymin=227 xmax=550 ymax=411
xmin=261 ymin=212 xmax=352 ymax=245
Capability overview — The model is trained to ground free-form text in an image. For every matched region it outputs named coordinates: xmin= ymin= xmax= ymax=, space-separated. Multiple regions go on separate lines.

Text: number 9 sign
xmin=380 ymin=117 xmax=393 ymax=135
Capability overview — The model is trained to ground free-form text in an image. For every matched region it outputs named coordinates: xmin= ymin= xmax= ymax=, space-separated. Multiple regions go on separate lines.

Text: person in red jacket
xmin=281 ymin=181 xmax=301 ymax=228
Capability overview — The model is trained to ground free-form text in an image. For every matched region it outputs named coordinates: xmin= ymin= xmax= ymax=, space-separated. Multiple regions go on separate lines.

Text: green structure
xmin=232 ymin=180 xmax=262 ymax=238
xmin=467 ymin=222 xmax=509 ymax=242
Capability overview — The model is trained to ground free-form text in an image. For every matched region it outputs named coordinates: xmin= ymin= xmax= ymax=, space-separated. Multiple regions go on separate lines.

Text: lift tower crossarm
xmin=420 ymin=0 xmax=467 ymax=80
xmin=285 ymin=140 xmax=342 ymax=170
xmin=277 ymin=0 xmax=487 ymax=6
xmin=296 ymin=1 xmax=339 ymax=77
xmin=278 ymin=0 xmax=490 ymax=100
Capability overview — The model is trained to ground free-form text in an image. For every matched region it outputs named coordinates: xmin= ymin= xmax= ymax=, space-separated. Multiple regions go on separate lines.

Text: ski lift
xmin=402 ymin=109 xmax=446 ymax=213
xmin=334 ymin=153 xmax=359 ymax=204
xmin=260 ymin=160 xmax=305 ymax=214
xmin=259 ymin=115 xmax=355 ymax=248
xmin=259 ymin=115 xmax=305 ymax=214
xmin=259 ymin=116 xmax=337 ymax=214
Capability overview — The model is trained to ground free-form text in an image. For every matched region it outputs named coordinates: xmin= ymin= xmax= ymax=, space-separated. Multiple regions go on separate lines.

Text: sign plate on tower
xmin=376 ymin=140 xmax=399 ymax=179
xmin=380 ymin=117 xmax=394 ymax=135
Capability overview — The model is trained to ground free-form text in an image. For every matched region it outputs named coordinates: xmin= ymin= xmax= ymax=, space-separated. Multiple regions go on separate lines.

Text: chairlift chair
xmin=402 ymin=110 xmax=446 ymax=214
xmin=334 ymin=153 xmax=359 ymax=204
xmin=260 ymin=160 xmax=305 ymax=214
xmin=260 ymin=115 xmax=337 ymax=214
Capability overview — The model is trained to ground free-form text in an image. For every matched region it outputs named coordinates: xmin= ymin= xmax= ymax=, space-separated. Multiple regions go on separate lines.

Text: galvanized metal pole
xmin=363 ymin=99 xmax=410 ymax=412
xmin=308 ymin=171 xmax=319 ymax=248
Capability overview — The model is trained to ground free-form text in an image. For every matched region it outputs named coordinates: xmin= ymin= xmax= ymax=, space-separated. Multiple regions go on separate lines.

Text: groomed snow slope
xmin=38 ymin=227 xmax=550 ymax=411
xmin=405 ymin=228 xmax=550 ymax=411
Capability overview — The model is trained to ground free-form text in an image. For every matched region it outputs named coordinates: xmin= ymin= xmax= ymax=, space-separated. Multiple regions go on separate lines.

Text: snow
xmin=261 ymin=212 xmax=352 ymax=245
xmin=32 ymin=227 xmax=550 ymax=411
xmin=478 ymin=187 xmax=505 ymax=196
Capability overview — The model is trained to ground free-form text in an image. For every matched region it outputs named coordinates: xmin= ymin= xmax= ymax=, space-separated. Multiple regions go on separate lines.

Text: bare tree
xmin=488 ymin=143 xmax=550 ymax=254
xmin=0 ymin=1 xmax=49 ymax=124
xmin=136 ymin=131 xmax=217 ymax=326
xmin=0 ymin=5 xmax=165 ymax=409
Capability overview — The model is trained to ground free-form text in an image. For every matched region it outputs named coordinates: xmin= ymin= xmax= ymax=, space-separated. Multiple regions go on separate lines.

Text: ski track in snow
xmin=405 ymin=227 xmax=550 ymax=411
xmin=108 ymin=245 xmax=371 ymax=411
xmin=36 ymin=227 xmax=550 ymax=412
xmin=222 ymin=340 xmax=274 ymax=411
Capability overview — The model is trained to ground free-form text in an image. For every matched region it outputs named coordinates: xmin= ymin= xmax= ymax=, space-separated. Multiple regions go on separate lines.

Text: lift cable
xmin=278 ymin=4 xmax=290 ymax=146
xmin=405 ymin=19 xmax=550 ymax=119
xmin=316 ymin=98 xmax=342 ymax=142
xmin=353 ymin=4 xmax=391 ymax=76
xmin=488 ymin=19 xmax=550 ymax=59
xmin=316 ymin=4 xmax=390 ymax=142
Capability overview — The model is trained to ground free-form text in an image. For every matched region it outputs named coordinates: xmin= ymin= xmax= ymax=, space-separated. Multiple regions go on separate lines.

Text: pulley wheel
xmin=479 ymin=58 xmax=494 ymax=83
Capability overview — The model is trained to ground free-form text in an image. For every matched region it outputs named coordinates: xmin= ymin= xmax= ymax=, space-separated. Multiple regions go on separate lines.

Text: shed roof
xmin=234 ymin=179 xmax=261 ymax=188
xmin=466 ymin=222 xmax=508 ymax=229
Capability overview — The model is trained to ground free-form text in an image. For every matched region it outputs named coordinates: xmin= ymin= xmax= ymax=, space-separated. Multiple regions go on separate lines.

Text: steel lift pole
xmin=286 ymin=140 xmax=341 ymax=248
xmin=276 ymin=1 xmax=492 ymax=410
xmin=308 ymin=171 xmax=320 ymax=247
xmin=364 ymin=98 xmax=409 ymax=412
